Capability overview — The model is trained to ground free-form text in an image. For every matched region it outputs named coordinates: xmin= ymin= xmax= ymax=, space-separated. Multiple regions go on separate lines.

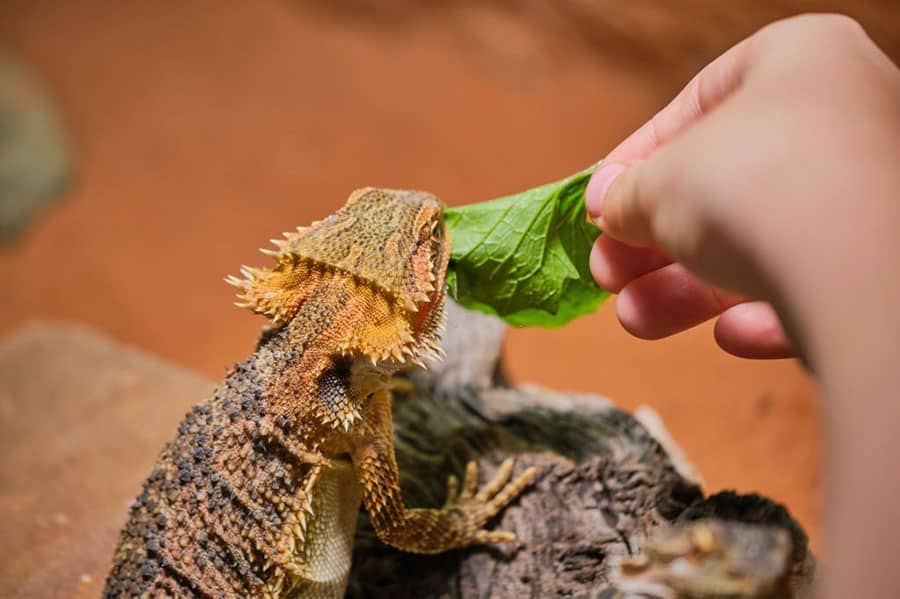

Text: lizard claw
xmin=473 ymin=529 xmax=520 ymax=545
xmin=459 ymin=460 xmax=480 ymax=500
xmin=442 ymin=458 xmax=541 ymax=546
xmin=444 ymin=474 xmax=460 ymax=506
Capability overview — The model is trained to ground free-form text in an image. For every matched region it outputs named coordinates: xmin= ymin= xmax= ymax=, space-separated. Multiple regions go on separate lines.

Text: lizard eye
xmin=430 ymin=219 xmax=442 ymax=239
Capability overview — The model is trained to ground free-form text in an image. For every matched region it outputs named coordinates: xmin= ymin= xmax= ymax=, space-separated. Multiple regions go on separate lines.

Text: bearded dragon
xmin=103 ymin=188 xmax=539 ymax=598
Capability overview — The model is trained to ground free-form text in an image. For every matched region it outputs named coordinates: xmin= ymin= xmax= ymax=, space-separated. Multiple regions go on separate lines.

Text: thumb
xmin=587 ymin=124 xmax=771 ymax=302
xmin=586 ymin=160 xmax=660 ymax=248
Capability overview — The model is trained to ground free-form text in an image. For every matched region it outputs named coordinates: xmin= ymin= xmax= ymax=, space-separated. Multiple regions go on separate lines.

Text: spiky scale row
xmin=227 ymin=204 xmax=447 ymax=366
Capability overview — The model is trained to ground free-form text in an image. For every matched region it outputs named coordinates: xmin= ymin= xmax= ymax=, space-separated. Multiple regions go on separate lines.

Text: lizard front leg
xmin=351 ymin=389 xmax=539 ymax=554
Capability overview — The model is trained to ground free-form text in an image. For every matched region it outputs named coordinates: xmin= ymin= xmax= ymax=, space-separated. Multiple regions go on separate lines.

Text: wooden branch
xmin=348 ymin=301 xmax=815 ymax=597
xmin=348 ymin=302 xmax=705 ymax=597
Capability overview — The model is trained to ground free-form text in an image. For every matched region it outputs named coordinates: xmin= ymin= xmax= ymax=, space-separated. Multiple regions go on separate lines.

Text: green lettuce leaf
xmin=445 ymin=165 xmax=609 ymax=327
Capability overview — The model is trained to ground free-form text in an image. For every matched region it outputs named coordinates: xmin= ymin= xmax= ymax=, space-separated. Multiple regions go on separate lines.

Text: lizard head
xmin=613 ymin=519 xmax=795 ymax=598
xmin=227 ymin=187 xmax=450 ymax=367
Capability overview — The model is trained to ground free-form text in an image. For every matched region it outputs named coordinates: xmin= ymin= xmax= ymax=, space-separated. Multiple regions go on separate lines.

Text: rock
xmin=0 ymin=322 xmax=212 ymax=598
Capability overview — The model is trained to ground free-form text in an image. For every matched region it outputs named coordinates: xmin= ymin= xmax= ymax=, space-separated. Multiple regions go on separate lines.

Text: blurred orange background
xmin=4 ymin=1 xmax=899 ymax=554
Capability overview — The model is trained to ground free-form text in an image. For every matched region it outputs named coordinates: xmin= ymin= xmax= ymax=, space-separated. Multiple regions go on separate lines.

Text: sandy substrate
xmin=6 ymin=1 xmax=894 ymax=557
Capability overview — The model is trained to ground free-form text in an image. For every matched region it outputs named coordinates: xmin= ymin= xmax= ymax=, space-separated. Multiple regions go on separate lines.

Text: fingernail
xmin=585 ymin=162 xmax=625 ymax=222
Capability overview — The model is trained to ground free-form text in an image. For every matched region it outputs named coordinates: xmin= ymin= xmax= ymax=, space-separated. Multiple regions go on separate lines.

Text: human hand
xmin=585 ymin=14 xmax=900 ymax=362
xmin=586 ymin=15 xmax=900 ymax=599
